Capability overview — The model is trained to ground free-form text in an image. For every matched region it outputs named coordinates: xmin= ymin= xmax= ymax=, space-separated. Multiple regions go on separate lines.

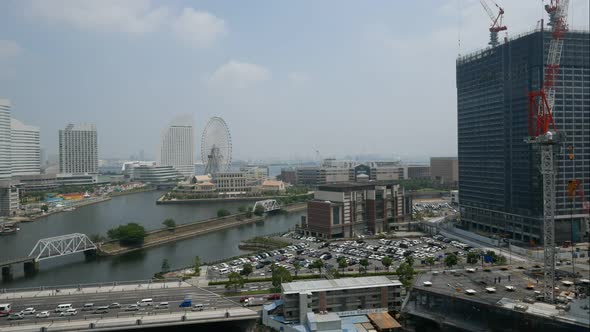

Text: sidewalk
xmin=0 ymin=281 xmax=192 ymax=301
xmin=186 ymin=266 xmax=210 ymax=287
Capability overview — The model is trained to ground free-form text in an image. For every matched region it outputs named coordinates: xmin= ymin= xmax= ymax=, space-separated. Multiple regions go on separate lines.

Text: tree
xmin=238 ymin=206 xmax=247 ymax=213
xmin=254 ymin=204 xmax=265 ymax=216
xmin=405 ymin=255 xmax=414 ymax=267
xmin=217 ymin=209 xmax=231 ymax=218
xmin=241 ymin=263 xmax=253 ymax=277
xmin=381 ymin=256 xmax=393 ymax=272
xmin=107 ymin=223 xmax=146 ymax=245
xmin=161 ymin=259 xmax=170 ymax=273
xmin=444 ymin=253 xmax=458 ymax=269
xmin=89 ymin=233 xmax=105 ymax=243
xmin=40 ymin=204 xmax=49 ymax=212
xmin=425 ymin=257 xmax=435 ymax=271
xmin=311 ymin=259 xmax=324 ymax=275
xmin=193 ymin=256 xmax=201 ymax=276
xmin=293 ymin=261 xmax=301 ymax=277
xmin=466 ymin=252 xmax=479 ymax=265
xmin=271 ymin=266 xmax=292 ymax=291
xmin=359 ymin=258 xmax=369 ymax=275
xmin=396 ymin=262 xmax=415 ymax=288
xmin=226 ymin=272 xmax=244 ymax=292
xmin=338 ymin=257 xmax=348 ymax=273
xmin=163 ymin=218 xmax=176 ymax=230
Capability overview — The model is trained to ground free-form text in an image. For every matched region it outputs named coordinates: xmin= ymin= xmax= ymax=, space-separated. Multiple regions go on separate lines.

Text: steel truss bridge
xmin=29 ymin=233 xmax=97 ymax=261
xmin=252 ymin=199 xmax=281 ymax=213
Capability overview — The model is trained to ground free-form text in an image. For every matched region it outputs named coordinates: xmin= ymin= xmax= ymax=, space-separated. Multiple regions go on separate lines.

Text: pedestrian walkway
xmin=186 ymin=266 xmax=210 ymax=288
xmin=0 ymin=280 xmax=191 ymax=301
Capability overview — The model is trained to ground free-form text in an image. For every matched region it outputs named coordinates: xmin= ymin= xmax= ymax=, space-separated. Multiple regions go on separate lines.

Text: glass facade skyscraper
xmin=457 ymin=29 xmax=589 ymax=244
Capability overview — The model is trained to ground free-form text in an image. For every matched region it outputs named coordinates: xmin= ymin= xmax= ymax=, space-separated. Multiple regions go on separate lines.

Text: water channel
xmin=0 ymin=191 xmax=304 ymax=288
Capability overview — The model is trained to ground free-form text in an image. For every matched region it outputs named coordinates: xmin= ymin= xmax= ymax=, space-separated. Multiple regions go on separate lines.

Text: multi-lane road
xmin=1 ymin=283 xmax=240 ymax=327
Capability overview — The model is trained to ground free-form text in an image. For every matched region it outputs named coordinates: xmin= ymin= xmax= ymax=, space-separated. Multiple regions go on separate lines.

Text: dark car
xmin=267 ymin=294 xmax=281 ymax=300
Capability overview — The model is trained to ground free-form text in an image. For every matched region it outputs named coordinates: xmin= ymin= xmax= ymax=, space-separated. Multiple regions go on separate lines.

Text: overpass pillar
xmin=1 ymin=266 xmax=12 ymax=281
xmin=24 ymin=260 xmax=39 ymax=276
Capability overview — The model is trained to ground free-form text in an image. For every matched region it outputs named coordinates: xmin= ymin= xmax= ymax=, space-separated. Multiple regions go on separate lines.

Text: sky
xmin=0 ymin=0 xmax=588 ymax=162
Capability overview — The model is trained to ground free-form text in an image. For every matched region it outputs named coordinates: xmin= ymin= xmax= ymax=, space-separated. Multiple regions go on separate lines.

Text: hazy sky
xmin=0 ymin=0 xmax=588 ymax=162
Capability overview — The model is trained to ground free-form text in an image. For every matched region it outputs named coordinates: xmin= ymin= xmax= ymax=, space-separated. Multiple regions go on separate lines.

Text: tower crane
xmin=526 ymin=0 xmax=569 ymax=304
xmin=479 ymin=0 xmax=507 ymax=47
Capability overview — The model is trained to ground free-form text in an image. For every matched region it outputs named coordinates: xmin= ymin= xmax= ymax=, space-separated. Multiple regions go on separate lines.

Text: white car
xmin=60 ymin=309 xmax=77 ymax=317
xmin=21 ymin=307 xmax=36 ymax=315
xmin=36 ymin=311 xmax=50 ymax=318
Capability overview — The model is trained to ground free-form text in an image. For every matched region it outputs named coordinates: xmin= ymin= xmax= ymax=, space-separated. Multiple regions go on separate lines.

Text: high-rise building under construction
xmin=457 ymin=28 xmax=589 ymax=245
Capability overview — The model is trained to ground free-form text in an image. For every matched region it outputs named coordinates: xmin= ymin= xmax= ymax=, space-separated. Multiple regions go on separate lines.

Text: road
xmin=1 ymin=284 xmax=240 ymax=327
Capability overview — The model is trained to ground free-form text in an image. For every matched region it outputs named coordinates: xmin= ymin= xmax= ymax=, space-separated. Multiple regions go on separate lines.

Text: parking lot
xmin=207 ymin=233 xmax=479 ymax=279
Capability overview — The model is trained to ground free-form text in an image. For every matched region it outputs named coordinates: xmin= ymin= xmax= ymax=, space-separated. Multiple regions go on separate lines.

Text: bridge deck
xmin=0 ymin=257 xmax=35 ymax=267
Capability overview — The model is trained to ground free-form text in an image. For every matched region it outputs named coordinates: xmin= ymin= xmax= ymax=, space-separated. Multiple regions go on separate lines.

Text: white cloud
xmin=0 ymin=40 xmax=22 ymax=58
xmin=24 ymin=0 xmax=228 ymax=47
xmin=287 ymin=72 xmax=311 ymax=85
xmin=172 ymin=8 xmax=226 ymax=48
xmin=207 ymin=61 xmax=271 ymax=89
xmin=26 ymin=0 xmax=169 ymax=34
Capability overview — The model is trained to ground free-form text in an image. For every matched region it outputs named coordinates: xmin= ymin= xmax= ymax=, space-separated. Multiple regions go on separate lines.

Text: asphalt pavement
xmin=1 ymin=284 xmax=239 ymax=327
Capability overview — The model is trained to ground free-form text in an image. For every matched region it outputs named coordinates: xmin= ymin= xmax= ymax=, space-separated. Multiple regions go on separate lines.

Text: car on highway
xmin=137 ymin=298 xmax=153 ymax=307
xmin=155 ymin=302 xmax=169 ymax=309
xmin=108 ymin=303 xmax=121 ymax=309
xmin=125 ymin=304 xmax=140 ymax=311
xmin=20 ymin=307 xmax=36 ymax=315
xmin=82 ymin=303 xmax=94 ymax=311
xmin=191 ymin=304 xmax=204 ymax=311
xmin=7 ymin=313 xmax=24 ymax=320
xmin=54 ymin=304 xmax=73 ymax=312
xmin=93 ymin=306 xmax=109 ymax=314
xmin=35 ymin=311 xmax=50 ymax=318
xmin=60 ymin=309 xmax=78 ymax=317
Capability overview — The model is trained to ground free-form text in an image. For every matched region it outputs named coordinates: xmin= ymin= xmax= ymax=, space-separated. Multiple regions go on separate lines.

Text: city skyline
xmin=2 ymin=0 xmax=588 ymax=161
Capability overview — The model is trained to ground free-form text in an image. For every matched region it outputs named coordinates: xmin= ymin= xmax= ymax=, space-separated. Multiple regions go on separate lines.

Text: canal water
xmin=0 ymin=191 xmax=303 ymax=288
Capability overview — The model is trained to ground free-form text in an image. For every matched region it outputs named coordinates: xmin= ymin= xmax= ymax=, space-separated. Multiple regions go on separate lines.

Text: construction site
xmin=401 ymin=0 xmax=590 ymax=331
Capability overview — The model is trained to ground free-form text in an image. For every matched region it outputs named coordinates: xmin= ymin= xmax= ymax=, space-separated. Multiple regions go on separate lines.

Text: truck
xmin=179 ymin=295 xmax=192 ymax=308
xmin=242 ymin=297 xmax=266 ymax=307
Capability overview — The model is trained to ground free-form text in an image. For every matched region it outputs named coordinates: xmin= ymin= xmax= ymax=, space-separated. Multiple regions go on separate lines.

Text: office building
xmin=405 ymin=165 xmax=430 ymax=180
xmin=279 ymin=168 xmax=297 ymax=184
xmin=296 ymin=167 xmax=352 ymax=186
xmin=430 ymin=157 xmax=458 ymax=185
xmin=0 ymin=180 xmax=19 ymax=217
xmin=0 ymin=99 xmax=11 ymax=180
xmin=301 ymin=182 xmax=412 ymax=239
xmin=457 ymin=29 xmax=589 ymax=244
xmin=159 ymin=115 xmax=194 ymax=178
xmin=240 ymin=165 xmax=269 ymax=185
xmin=123 ymin=162 xmax=183 ymax=188
xmin=59 ymin=124 xmax=98 ymax=174
xmin=11 ymin=119 xmax=40 ymax=176
xmin=212 ymin=171 xmax=250 ymax=194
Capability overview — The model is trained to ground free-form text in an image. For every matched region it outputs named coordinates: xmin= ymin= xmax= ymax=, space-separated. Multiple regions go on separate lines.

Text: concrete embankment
xmin=98 ymin=203 xmax=307 ymax=256
xmin=22 ymin=196 xmax=112 ymax=222
xmin=156 ymin=195 xmax=298 ymax=204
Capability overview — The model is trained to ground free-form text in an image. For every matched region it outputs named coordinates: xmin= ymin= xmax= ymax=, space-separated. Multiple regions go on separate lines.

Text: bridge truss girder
xmin=29 ymin=233 xmax=97 ymax=261
xmin=253 ymin=199 xmax=281 ymax=213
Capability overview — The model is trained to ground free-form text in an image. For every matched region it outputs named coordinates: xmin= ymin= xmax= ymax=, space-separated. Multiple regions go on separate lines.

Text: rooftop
xmin=367 ymin=312 xmax=402 ymax=329
xmin=282 ymin=276 xmax=401 ymax=294
xmin=412 ymin=269 xmax=590 ymax=327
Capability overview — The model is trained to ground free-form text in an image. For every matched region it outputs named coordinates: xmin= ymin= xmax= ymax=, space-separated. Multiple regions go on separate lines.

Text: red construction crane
xmin=480 ymin=0 xmax=507 ymax=46
xmin=525 ymin=0 xmax=570 ymax=304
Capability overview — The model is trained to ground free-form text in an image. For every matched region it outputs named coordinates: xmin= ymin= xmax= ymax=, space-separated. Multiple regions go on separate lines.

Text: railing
xmin=0 ymin=278 xmax=182 ymax=295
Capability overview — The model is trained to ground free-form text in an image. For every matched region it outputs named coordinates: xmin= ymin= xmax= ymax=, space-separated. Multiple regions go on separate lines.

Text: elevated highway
xmin=0 ymin=281 xmax=258 ymax=331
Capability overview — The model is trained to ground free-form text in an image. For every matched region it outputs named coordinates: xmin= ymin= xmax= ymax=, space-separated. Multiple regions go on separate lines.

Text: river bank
xmin=107 ymin=186 xmax=155 ymax=197
xmin=98 ymin=203 xmax=307 ymax=256
xmin=21 ymin=196 xmax=112 ymax=222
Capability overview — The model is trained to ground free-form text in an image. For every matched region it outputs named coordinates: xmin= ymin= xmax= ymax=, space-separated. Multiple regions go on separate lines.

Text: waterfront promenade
xmin=98 ymin=203 xmax=307 ymax=256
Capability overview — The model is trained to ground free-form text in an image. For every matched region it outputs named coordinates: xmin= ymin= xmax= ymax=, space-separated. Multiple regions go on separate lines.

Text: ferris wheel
xmin=201 ymin=117 xmax=232 ymax=174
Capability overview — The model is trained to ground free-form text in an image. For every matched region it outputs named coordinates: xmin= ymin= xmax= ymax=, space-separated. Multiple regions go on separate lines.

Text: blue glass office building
xmin=457 ymin=29 xmax=589 ymax=244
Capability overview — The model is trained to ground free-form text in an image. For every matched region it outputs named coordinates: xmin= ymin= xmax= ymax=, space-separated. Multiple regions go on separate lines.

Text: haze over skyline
xmin=1 ymin=0 xmax=588 ymax=161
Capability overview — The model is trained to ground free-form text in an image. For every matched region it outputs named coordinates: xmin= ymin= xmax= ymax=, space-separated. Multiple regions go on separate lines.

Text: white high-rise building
xmin=59 ymin=124 xmax=98 ymax=174
xmin=159 ymin=115 xmax=194 ymax=178
xmin=11 ymin=119 xmax=40 ymax=176
xmin=0 ymin=99 xmax=11 ymax=179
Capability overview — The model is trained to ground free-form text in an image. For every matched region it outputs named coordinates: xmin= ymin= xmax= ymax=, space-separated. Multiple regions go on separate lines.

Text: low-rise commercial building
xmin=260 ymin=180 xmax=286 ymax=193
xmin=405 ymin=165 xmax=430 ymax=180
xmin=124 ymin=164 xmax=183 ymax=188
xmin=301 ymin=182 xmax=412 ymax=239
xmin=402 ymin=269 xmax=589 ymax=332
xmin=213 ymin=171 xmax=251 ymax=195
xmin=262 ymin=276 xmax=404 ymax=332
xmin=279 ymin=168 xmax=297 ymax=185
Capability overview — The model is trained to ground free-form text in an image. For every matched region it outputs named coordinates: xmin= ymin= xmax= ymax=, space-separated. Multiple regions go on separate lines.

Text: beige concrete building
xmin=430 ymin=157 xmax=458 ymax=184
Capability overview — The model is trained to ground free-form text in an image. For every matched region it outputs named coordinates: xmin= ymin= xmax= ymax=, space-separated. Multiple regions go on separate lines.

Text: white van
xmin=0 ymin=303 xmax=11 ymax=317
xmin=137 ymin=299 xmax=153 ymax=307
xmin=219 ymin=268 xmax=229 ymax=274
xmin=191 ymin=304 xmax=204 ymax=311
xmin=54 ymin=304 xmax=72 ymax=313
